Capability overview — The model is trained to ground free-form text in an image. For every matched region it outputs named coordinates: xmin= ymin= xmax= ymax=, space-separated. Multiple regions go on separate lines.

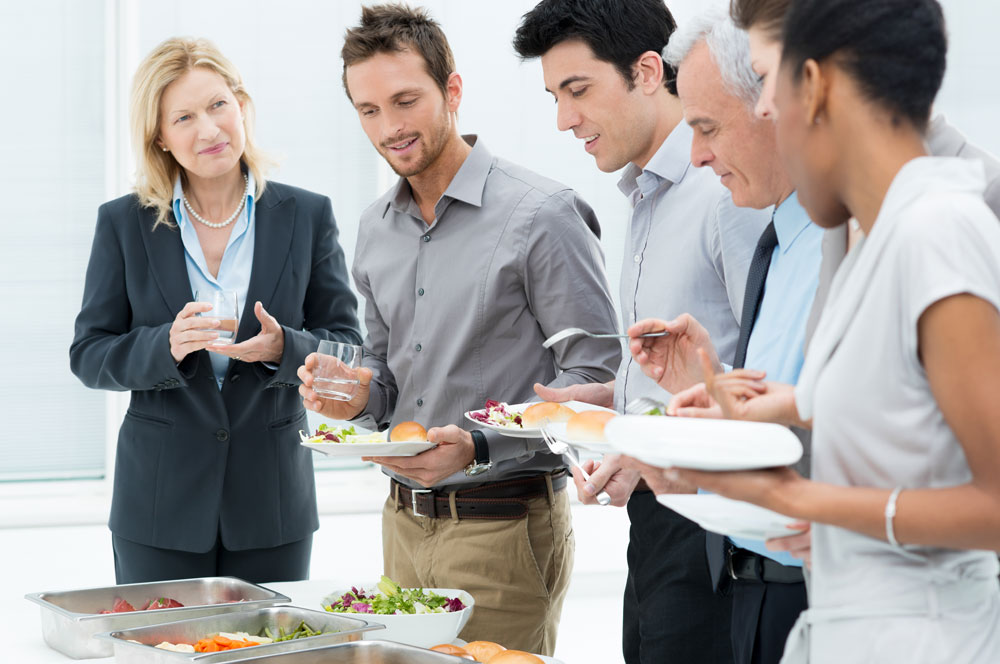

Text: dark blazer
xmin=70 ymin=181 xmax=361 ymax=553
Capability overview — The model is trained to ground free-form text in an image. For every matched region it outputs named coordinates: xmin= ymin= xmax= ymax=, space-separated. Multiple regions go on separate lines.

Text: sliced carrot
xmin=213 ymin=635 xmax=232 ymax=646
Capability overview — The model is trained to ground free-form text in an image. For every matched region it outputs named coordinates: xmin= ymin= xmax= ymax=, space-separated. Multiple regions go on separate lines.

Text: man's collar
xmin=384 ymin=135 xmax=491 ymax=218
xmin=617 ymin=122 xmax=694 ymax=197
xmin=772 ymin=191 xmax=813 ymax=254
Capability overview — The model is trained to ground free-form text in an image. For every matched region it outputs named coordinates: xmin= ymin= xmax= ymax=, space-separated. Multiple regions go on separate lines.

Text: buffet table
xmin=9 ymin=580 xmax=355 ymax=663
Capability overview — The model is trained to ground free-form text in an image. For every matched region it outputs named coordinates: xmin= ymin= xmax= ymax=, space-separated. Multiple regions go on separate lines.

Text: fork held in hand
xmin=540 ymin=427 xmax=612 ymax=506
xmin=542 ymin=327 xmax=669 ymax=349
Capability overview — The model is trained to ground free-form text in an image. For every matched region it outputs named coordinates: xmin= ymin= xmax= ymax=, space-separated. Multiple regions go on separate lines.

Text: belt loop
xmin=393 ymin=482 xmax=401 ymax=512
xmin=545 ymin=473 xmax=555 ymax=505
xmin=448 ymin=491 xmax=459 ymax=523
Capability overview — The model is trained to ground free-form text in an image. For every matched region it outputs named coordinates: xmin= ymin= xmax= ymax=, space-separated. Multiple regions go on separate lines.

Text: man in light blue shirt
xmin=626 ymin=10 xmax=823 ymax=664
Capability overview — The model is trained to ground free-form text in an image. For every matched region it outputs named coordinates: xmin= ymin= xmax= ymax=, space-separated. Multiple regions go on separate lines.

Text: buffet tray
xmin=225 ymin=640 xmax=469 ymax=663
xmin=98 ymin=605 xmax=381 ymax=663
xmin=25 ymin=576 xmax=290 ymax=659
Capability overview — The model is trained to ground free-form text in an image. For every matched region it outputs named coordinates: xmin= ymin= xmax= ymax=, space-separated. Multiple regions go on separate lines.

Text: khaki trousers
xmin=382 ymin=483 xmax=574 ymax=655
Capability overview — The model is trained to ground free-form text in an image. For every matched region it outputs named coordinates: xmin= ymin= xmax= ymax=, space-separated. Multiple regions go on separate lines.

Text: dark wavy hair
xmin=513 ymin=0 xmax=679 ymax=95
xmin=781 ymin=0 xmax=947 ymax=131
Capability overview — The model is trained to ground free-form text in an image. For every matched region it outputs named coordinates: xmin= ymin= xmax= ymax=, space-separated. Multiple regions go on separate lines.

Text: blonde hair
xmin=130 ymin=37 xmax=271 ymax=229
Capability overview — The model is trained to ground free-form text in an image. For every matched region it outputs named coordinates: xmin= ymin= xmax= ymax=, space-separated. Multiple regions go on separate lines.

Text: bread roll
xmin=464 ymin=640 xmax=506 ymax=662
xmin=430 ymin=644 xmax=474 ymax=659
xmin=520 ymin=402 xmax=576 ymax=428
xmin=390 ymin=421 xmax=428 ymax=442
xmin=486 ymin=651 xmax=545 ymax=664
xmin=565 ymin=410 xmax=616 ymax=442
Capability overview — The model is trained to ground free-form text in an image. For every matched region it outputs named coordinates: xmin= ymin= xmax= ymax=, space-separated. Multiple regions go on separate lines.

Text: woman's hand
xmin=628 ymin=314 xmax=722 ymax=394
xmin=210 ymin=301 xmax=284 ymax=364
xmin=667 ymin=382 xmax=723 ymax=418
xmin=698 ymin=350 xmax=806 ymax=427
xmin=766 ymin=522 xmax=813 ymax=569
xmin=169 ymin=301 xmax=221 ymax=363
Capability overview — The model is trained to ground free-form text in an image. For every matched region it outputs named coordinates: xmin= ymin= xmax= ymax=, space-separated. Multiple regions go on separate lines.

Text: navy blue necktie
xmin=707 ymin=219 xmax=778 ymax=591
xmin=732 ymin=220 xmax=778 ymax=369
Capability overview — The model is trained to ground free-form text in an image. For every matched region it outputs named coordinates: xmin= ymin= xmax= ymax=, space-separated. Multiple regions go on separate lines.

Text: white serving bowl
xmin=320 ymin=587 xmax=474 ymax=649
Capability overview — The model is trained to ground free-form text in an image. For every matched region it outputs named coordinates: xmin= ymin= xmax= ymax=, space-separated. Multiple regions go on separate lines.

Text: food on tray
xmin=468 ymin=400 xmax=523 ymax=428
xmin=302 ymin=423 xmax=386 ymax=444
xmin=430 ymin=643 xmax=475 ymax=659
xmin=390 ymin=421 xmax=428 ymax=442
xmin=565 ymin=410 xmax=617 ymax=442
xmin=486 ymin=650 xmax=545 ymax=663
xmin=520 ymin=402 xmax=576 ymax=428
xmin=99 ymin=596 xmax=184 ymax=614
xmin=324 ymin=575 xmax=466 ymax=615
xmin=152 ymin=622 xmax=329 ymax=653
xmin=464 ymin=640 xmax=507 ymax=661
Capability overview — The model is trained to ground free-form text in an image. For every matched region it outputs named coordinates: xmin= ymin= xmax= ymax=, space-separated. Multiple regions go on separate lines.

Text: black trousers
xmin=623 ymin=491 xmax=734 ymax=664
xmin=730 ymin=576 xmax=807 ymax=664
xmin=112 ymin=533 xmax=313 ymax=585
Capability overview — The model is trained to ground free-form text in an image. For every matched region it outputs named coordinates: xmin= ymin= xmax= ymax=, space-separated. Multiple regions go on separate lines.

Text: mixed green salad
xmin=301 ymin=423 xmax=385 ymax=444
xmin=324 ymin=576 xmax=466 ymax=615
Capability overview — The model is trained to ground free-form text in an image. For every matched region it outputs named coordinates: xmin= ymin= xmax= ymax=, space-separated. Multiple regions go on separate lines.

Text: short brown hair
xmin=729 ymin=0 xmax=790 ymax=39
xmin=341 ymin=4 xmax=455 ymax=102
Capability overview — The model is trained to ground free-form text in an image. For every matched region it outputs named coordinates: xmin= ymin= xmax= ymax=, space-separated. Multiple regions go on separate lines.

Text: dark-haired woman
xmin=664 ymin=0 xmax=1000 ymax=661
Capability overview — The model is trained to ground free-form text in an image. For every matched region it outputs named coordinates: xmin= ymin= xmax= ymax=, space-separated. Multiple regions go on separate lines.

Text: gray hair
xmin=663 ymin=7 xmax=761 ymax=108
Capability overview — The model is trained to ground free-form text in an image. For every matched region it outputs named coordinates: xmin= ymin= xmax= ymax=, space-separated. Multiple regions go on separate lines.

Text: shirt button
xmin=422 ymin=234 xmax=431 ymax=243
xmin=417 ymin=288 xmax=425 ymax=296
xmin=633 ymin=254 xmax=641 ymax=263
xmin=415 ymin=344 xmax=422 ymax=352
xmin=416 ymin=398 xmax=424 ymax=407
xmin=216 ymin=429 xmax=229 ymax=442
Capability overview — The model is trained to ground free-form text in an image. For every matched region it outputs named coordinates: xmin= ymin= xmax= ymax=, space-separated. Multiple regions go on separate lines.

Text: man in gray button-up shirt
xmin=298 ymin=4 xmax=619 ymax=654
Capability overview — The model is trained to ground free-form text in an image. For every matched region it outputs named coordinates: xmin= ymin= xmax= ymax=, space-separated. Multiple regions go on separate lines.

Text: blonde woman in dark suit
xmin=71 ymin=38 xmax=360 ymax=583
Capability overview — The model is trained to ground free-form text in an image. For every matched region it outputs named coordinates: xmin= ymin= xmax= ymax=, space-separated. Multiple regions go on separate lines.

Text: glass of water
xmin=194 ymin=289 xmax=239 ymax=345
xmin=314 ymin=340 xmax=362 ymax=400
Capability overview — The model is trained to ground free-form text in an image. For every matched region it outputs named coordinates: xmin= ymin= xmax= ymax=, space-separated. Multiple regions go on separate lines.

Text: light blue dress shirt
xmin=614 ymin=122 xmax=771 ymax=410
xmin=730 ymin=191 xmax=822 ymax=565
xmin=172 ymin=172 xmax=256 ymax=389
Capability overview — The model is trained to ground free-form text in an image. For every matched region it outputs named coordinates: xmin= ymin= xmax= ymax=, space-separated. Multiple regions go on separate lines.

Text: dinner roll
xmin=390 ymin=421 xmax=427 ymax=442
xmin=486 ymin=651 xmax=545 ymax=664
xmin=464 ymin=640 xmax=506 ymax=662
xmin=520 ymin=402 xmax=576 ymax=428
xmin=430 ymin=644 xmax=474 ymax=659
xmin=565 ymin=410 xmax=616 ymax=442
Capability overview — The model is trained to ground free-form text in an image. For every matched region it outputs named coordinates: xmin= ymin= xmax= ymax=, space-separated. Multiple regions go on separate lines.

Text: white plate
xmin=657 ymin=493 xmax=805 ymax=540
xmin=542 ymin=422 xmax=615 ymax=454
xmin=301 ymin=440 xmax=436 ymax=457
xmin=464 ymin=401 xmax=616 ymax=438
xmin=604 ymin=415 xmax=802 ymax=470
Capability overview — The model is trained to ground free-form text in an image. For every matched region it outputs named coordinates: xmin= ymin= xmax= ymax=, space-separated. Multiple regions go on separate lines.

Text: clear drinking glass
xmin=314 ymin=340 xmax=362 ymax=400
xmin=194 ymin=289 xmax=239 ymax=345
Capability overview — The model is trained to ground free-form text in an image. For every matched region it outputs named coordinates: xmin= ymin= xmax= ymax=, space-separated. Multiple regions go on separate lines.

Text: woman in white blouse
xmin=655 ymin=0 xmax=1000 ymax=661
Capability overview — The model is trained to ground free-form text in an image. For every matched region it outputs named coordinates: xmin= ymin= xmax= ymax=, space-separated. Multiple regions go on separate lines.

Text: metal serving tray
xmin=25 ymin=576 xmax=290 ymax=659
xmin=99 ymin=606 xmax=381 ymax=664
xmin=225 ymin=640 xmax=470 ymax=663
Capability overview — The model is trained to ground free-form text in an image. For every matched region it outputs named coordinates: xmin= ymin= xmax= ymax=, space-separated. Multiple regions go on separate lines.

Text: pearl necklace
xmin=183 ymin=173 xmax=249 ymax=229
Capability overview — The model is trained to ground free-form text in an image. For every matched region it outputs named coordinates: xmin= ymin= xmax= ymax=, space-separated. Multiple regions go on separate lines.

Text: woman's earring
xmin=161 ymin=146 xmax=169 ymax=152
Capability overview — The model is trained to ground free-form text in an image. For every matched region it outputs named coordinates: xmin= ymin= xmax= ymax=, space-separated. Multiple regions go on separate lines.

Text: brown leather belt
xmin=391 ymin=469 xmax=567 ymax=520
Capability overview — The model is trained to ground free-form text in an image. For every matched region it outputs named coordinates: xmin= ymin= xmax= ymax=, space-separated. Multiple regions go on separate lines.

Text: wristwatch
xmin=464 ymin=430 xmax=493 ymax=477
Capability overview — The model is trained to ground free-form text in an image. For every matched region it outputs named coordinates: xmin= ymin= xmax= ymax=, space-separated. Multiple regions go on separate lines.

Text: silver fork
xmin=540 ymin=427 xmax=613 ymax=506
xmin=542 ymin=327 xmax=669 ymax=349
xmin=625 ymin=396 xmax=669 ymax=416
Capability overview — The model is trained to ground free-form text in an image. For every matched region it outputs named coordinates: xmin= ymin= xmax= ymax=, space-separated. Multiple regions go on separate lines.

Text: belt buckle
xmin=411 ymin=488 xmax=433 ymax=518
xmin=726 ymin=546 xmax=738 ymax=580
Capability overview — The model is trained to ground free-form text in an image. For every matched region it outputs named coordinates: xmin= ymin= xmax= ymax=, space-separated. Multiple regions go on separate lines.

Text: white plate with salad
xmin=464 ymin=400 xmax=616 ymax=438
xmin=299 ymin=424 xmax=436 ymax=457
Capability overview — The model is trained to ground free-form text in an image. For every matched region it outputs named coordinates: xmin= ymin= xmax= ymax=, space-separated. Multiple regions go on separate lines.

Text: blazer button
xmin=216 ymin=429 xmax=229 ymax=442
xmin=230 ymin=373 xmax=240 ymax=383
